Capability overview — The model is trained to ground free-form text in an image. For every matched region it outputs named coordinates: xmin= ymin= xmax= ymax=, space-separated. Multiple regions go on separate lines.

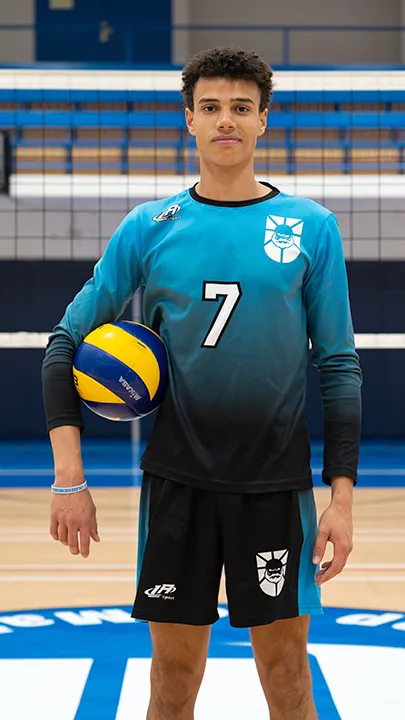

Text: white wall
xmin=0 ymin=0 xmax=35 ymax=63
xmin=173 ymin=0 xmax=401 ymax=65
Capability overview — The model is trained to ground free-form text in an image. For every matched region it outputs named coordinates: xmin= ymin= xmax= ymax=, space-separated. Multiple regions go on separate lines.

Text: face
xmin=265 ymin=559 xmax=283 ymax=583
xmin=185 ymin=77 xmax=267 ymax=168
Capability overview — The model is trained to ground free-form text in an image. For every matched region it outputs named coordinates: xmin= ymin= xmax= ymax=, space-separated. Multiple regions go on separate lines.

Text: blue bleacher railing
xmin=2 ymin=24 xmax=405 ymax=66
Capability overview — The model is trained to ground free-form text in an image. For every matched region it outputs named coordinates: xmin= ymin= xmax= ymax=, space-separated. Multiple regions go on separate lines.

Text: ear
xmin=185 ymin=107 xmax=196 ymax=136
xmin=258 ymin=108 xmax=268 ymax=136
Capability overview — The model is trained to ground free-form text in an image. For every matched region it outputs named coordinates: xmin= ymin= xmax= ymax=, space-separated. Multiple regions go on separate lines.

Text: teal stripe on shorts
xmin=298 ymin=489 xmax=323 ymax=615
xmin=136 ymin=473 xmax=152 ymax=588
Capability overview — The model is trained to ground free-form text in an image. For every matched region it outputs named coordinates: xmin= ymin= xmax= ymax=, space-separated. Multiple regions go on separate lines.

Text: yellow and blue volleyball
xmin=73 ymin=321 xmax=168 ymax=421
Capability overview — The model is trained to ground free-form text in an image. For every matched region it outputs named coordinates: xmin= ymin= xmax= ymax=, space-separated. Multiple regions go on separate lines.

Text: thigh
xmin=149 ymin=622 xmax=211 ymax=673
xmin=132 ymin=473 xmax=223 ymax=625
xmin=221 ymin=489 xmax=322 ymax=627
xmin=250 ymin=614 xmax=310 ymax=666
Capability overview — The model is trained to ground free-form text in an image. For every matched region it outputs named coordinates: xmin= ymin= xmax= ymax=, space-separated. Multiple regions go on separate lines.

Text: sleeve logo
xmin=264 ymin=215 xmax=304 ymax=264
xmin=152 ymin=204 xmax=182 ymax=223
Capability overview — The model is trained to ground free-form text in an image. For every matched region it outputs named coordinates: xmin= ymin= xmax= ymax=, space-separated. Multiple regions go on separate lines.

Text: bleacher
xmin=1 ymin=88 xmax=404 ymax=176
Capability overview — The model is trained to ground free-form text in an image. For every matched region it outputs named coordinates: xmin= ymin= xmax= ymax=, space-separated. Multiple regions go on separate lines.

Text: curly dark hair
xmin=181 ymin=46 xmax=274 ymax=112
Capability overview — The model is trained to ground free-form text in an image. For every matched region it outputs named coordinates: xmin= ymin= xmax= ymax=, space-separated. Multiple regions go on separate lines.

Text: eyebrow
xmin=198 ymin=97 xmax=255 ymax=104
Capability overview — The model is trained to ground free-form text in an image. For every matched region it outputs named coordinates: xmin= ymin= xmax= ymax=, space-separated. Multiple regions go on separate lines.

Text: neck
xmin=196 ymin=158 xmax=269 ymax=202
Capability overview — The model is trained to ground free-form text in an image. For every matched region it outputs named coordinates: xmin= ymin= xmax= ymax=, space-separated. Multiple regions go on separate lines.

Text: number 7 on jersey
xmin=202 ymin=282 xmax=243 ymax=348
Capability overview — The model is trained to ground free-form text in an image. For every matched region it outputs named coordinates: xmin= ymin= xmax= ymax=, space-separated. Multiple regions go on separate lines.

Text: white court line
xmin=0 ymin=575 xmax=135 ymax=582
xmin=0 ymin=564 xmax=134 ymax=571
xmin=0 ymin=563 xmax=404 ymax=572
xmin=0 ymin=535 xmax=402 ymax=544
xmin=0 ymin=536 xmax=133 ymax=543
xmin=1 ymin=526 xmax=404 ymax=536
xmin=354 ymin=537 xmax=405 ymax=543
xmin=355 ymin=528 xmax=405 ymax=534
xmin=1 ymin=574 xmax=405 ymax=582
xmin=0 ymin=527 xmax=138 ymax=534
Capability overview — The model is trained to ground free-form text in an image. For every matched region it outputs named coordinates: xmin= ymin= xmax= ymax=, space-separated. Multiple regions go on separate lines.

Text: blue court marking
xmin=1 ymin=439 xmax=405 ymax=488
xmin=310 ymin=654 xmax=341 ymax=719
xmin=74 ymin=659 xmax=128 ymax=720
xmin=0 ymin=605 xmax=404 ymax=719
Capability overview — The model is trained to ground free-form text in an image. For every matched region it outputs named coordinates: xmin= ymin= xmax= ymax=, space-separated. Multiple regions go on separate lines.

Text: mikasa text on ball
xmin=73 ymin=321 xmax=168 ymax=421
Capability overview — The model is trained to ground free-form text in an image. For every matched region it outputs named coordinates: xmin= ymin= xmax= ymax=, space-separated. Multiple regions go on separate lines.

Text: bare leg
xmin=146 ymin=622 xmax=211 ymax=720
xmin=250 ymin=615 xmax=317 ymax=720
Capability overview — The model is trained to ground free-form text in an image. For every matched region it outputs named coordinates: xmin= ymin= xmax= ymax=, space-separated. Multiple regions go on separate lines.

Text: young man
xmin=43 ymin=47 xmax=362 ymax=720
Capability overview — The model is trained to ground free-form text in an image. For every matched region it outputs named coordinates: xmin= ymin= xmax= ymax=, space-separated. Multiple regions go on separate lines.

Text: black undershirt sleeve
xmin=42 ymin=330 xmax=84 ymax=432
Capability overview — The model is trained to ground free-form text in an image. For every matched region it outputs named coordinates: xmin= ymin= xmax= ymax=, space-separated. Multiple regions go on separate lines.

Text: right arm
xmin=43 ymin=210 xmax=143 ymax=557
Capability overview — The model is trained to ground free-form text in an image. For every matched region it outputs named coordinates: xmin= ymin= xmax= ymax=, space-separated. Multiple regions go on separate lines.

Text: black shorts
xmin=132 ymin=473 xmax=322 ymax=628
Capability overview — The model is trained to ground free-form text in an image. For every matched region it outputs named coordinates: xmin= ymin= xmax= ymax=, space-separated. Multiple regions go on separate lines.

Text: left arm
xmin=303 ymin=213 xmax=362 ymax=584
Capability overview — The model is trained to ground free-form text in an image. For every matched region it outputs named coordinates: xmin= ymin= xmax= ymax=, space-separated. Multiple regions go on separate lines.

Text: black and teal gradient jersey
xmin=42 ymin=183 xmax=362 ymax=493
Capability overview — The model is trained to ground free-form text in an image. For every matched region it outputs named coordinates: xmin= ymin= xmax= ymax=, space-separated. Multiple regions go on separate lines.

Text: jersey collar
xmin=189 ymin=182 xmax=280 ymax=208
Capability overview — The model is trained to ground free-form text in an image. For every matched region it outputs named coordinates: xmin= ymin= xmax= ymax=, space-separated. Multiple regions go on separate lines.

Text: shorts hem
xmin=140 ymin=461 xmax=313 ymax=494
xmin=131 ymin=609 xmax=219 ymax=626
xmin=230 ymin=605 xmax=323 ymax=628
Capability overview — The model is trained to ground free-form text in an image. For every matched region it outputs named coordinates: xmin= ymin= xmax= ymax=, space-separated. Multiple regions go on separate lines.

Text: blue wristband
xmin=51 ymin=480 xmax=88 ymax=495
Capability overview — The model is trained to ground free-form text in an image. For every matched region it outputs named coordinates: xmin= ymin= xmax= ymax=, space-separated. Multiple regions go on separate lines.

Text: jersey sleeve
xmin=303 ymin=213 xmax=362 ymax=485
xmin=42 ymin=209 xmax=143 ymax=432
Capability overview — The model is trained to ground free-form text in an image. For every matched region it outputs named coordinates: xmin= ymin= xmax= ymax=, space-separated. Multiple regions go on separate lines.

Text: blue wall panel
xmin=1 ymin=260 xmax=405 ymax=439
xmin=36 ymin=0 xmax=171 ymax=64
xmin=2 ymin=261 xmax=132 ymax=438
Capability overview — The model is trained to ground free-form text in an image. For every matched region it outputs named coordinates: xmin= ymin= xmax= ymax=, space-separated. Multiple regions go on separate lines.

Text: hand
xmin=312 ymin=502 xmax=353 ymax=585
xmin=50 ymin=485 xmax=100 ymax=559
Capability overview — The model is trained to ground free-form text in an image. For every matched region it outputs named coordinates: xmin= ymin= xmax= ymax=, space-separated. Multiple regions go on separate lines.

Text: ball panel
xmin=72 ymin=367 xmax=125 ymax=404
xmin=84 ymin=324 xmax=160 ymax=399
xmin=74 ymin=342 xmax=154 ymax=415
xmin=113 ymin=320 xmax=162 ymax=342
xmin=113 ymin=321 xmax=168 ymax=374
xmin=83 ymin=400 xmax=141 ymax=421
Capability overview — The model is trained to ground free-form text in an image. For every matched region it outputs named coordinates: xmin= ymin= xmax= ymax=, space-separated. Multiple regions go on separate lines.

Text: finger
xmin=67 ymin=524 xmax=80 ymax=555
xmin=50 ymin=517 xmax=59 ymax=541
xmin=316 ymin=548 xmax=348 ymax=585
xmin=58 ymin=523 xmax=68 ymax=546
xmin=90 ymin=521 xmax=100 ymax=543
xmin=313 ymin=528 xmax=329 ymax=565
xmin=79 ymin=528 xmax=91 ymax=559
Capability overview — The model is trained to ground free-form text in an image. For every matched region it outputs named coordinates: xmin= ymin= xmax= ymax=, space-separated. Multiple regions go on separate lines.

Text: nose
xmin=216 ymin=107 xmax=236 ymax=131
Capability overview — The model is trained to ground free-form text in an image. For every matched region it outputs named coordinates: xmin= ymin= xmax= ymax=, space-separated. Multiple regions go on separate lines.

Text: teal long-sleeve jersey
xmin=42 ymin=183 xmax=362 ymax=493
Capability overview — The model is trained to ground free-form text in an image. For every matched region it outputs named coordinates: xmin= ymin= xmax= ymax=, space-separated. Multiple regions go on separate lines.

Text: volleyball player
xmin=43 ymin=47 xmax=362 ymax=719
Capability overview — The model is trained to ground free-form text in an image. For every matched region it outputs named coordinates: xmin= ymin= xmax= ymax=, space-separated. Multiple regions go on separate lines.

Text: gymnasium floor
xmin=0 ymin=439 xmax=405 ymax=719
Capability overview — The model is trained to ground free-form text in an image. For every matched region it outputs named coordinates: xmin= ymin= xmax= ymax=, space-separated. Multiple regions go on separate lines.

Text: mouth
xmin=212 ymin=137 xmax=241 ymax=145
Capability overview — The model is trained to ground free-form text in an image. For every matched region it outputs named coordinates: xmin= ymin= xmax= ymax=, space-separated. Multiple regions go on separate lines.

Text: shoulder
xmin=273 ymin=191 xmax=333 ymax=227
xmin=128 ymin=188 xmax=191 ymax=226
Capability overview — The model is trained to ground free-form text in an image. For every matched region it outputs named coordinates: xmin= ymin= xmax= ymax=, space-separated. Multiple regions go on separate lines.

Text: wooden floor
xmin=1 ymin=487 xmax=404 ymax=613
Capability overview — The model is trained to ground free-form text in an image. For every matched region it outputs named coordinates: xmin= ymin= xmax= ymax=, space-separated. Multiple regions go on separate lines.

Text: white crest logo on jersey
xmin=153 ymin=204 xmax=181 ymax=223
xmin=256 ymin=550 xmax=288 ymax=597
xmin=264 ymin=215 xmax=304 ymax=264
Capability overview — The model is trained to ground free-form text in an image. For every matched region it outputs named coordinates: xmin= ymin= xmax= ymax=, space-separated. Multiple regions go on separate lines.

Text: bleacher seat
xmin=1 ymin=90 xmax=403 ymax=175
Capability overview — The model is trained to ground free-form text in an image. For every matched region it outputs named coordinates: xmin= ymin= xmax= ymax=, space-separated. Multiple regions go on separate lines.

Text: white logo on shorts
xmin=144 ymin=584 xmax=176 ymax=600
xmin=256 ymin=550 xmax=289 ymax=597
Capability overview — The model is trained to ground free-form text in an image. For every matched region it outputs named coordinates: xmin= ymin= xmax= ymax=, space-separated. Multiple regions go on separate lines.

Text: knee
xmin=259 ymin=649 xmax=311 ymax=708
xmin=150 ymin=656 xmax=205 ymax=711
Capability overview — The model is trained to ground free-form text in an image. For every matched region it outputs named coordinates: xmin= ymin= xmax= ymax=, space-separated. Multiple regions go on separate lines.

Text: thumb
xmin=313 ymin=528 xmax=328 ymax=565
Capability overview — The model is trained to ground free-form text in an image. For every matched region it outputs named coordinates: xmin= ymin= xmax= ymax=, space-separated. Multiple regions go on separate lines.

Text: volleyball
xmin=72 ymin=321 xmax=168 ymax=421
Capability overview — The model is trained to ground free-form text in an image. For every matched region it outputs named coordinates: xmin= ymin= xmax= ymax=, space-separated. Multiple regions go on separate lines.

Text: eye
xmin=202 ymin=105 xmax=217 ymax=113
xmin=235 ymin=105 xmax=250 ymax=113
